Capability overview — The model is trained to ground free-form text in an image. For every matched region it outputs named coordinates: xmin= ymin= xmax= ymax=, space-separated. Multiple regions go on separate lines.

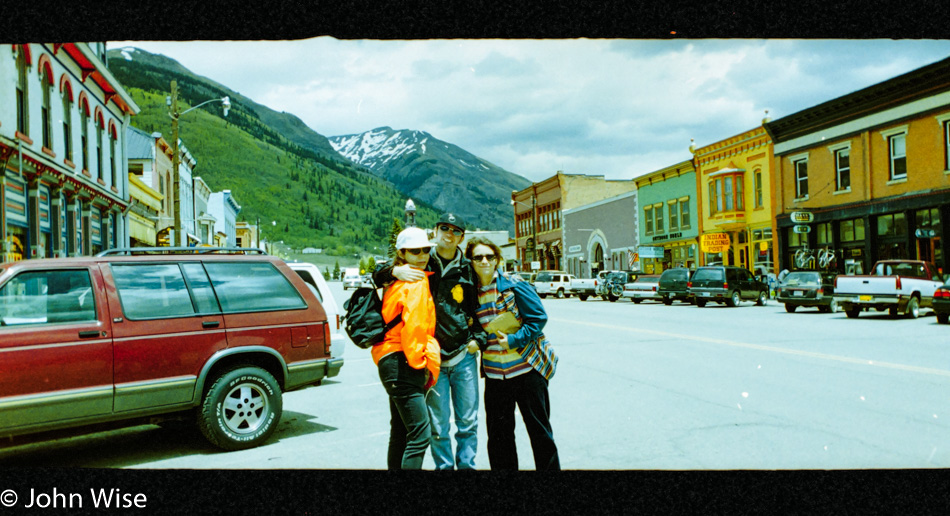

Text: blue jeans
xmin=427 ymin=350 xmax=478 ymax=470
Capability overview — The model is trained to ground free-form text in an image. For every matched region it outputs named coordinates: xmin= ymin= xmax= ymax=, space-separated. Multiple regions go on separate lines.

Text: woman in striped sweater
xmin=465 ymin=237 xmax=560 ymax=470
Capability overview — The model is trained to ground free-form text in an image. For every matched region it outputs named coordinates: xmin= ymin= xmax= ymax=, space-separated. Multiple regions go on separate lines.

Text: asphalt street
xmin=2 ymin=281 xmax=950 ymax=470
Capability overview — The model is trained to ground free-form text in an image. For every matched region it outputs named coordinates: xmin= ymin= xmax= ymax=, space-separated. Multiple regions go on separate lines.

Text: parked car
xmin=689 ymin=266 xmax=768 ymax=307
xmin=601 ymin=271 xmax=639 ymax=302
xmin=342 ymin=268 xmax=362 ymax=290
xmin=934 ymin=283 xmax=950 ymax=324
xmin=775 ymin=271 xmax=839 ymax=313
xmin=288 ymin=261 xmax=345 ymax=361
xmin=834 ymin=260 xmax=945 ymax=319
xmin=657 ymin=268 xmax=692 ymax=305
xmin=0 ymin=248 xmax=339 ymax=451
xmin=516 ymin=271 xmax=537 ymax=283
xmin=569 ymin=275 xmax=601 ymax=301
xmin=622 ymin=275 xmax=661 ymax=303
xmin=534 ymin=271 xmax=574 ymax=299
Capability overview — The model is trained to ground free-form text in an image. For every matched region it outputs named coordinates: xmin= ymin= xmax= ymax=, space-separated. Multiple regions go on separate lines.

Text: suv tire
xmin=785 ymin=304 xmax=797 ymax=313
xmin=662 ymin=297 xmax=672 ymax=306
xmin=556 ymin=288 xmax=565 ymax=299
xmin=578 ymin=295 xmax=588 ymax=301
xmin=727 ymin=290 xmax=741 ymax=307
xmin=695 ymin=299 xmax=706 ymax=307
xmin=756 ymin=290 xmax=767 ymax=306
xmin=199 ymin=366 xmax=282 ymax=451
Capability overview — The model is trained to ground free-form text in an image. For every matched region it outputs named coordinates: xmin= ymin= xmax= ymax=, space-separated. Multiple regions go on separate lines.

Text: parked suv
xmin=0 ymin=248 xmax=340 ymax=451
xmin=657 ymin=268 xmax=692 ymax=305
xmin=533 ymin=271 xmax=574 ymax=299
xmin=689 ymin=266 xmax=768 ymax=307
xmin=775 ymin=271 xmax=838 ymax=313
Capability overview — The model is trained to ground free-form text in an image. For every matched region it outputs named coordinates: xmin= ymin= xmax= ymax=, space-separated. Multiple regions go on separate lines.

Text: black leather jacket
xmin=373 ymin=250 xmax=488 ymax=358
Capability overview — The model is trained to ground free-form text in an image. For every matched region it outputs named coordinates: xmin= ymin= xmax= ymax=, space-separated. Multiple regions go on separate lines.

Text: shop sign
xmin=700 ymin=233 xmax=730 ymax=253
xmin=790 ymin=211 xmax=814 ymax=223
xmin=568 ymin=245 xmax=582 ymax=253
xmin=759 ymin=241 xmax=768 ymax=252
xmin=531 ymin=261 xmax=541 ymax=270
xmin=793 ymin=225 xmax=811 ymax=234
xmin=638 ymin=246 xmax=665 ymax=259
xmin=652 ymin=232 xmax=683 ymax=242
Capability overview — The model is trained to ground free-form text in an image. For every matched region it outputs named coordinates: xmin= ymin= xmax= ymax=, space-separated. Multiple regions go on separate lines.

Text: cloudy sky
xmin=109 ymin=39 xmax=950 ymax=183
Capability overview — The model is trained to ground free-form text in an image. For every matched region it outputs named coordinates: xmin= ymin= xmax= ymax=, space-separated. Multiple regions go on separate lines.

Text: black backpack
xmin=342 ymin=287 xmax=402 ymax=349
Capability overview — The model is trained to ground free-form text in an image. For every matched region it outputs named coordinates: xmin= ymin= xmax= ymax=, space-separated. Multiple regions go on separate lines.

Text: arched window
xmin=109 ymin=122 xmax=118 ymax=189
xmin=41 ymin=60 xmax=54 ymax=149
xmin=61 ymin=76 xmax=74 ymax=162
xmin=79 ymin=95 xmax=90 ymax=171
xmin=95 ymin=110 xmax=104 ymax=180
xmin=16 ymin=46 xmax=29 ymax=135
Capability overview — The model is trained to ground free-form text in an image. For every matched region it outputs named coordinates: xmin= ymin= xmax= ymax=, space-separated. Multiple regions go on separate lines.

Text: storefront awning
xmin=129 ymin=213 xmax=157 ymax=244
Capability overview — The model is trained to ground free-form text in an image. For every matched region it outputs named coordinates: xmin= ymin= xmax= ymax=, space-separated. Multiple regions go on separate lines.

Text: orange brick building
xmin=765 ymin=56 xmax=950 ymax=275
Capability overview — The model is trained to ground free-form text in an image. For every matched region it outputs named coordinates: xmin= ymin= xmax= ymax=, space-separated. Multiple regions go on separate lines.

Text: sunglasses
xmin=405 ymin=247 xmax=431 ymax=256
xmin=438 ymin=225 xmax=464 ymax=236
xmin=472 ymin=254 xmax=496 ymax=262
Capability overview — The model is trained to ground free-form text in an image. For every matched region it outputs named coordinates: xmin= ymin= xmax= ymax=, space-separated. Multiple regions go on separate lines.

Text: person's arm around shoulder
xmin=507 ymin=277 xmax=548 ymax=350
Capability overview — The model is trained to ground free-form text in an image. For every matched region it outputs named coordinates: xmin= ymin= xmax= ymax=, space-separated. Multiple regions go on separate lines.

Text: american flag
xmin=627 ymin=250 xmax=636 ymax=268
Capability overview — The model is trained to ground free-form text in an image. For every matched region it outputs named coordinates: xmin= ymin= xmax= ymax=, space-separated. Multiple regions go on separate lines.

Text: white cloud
xmin=109 ymin=38 xmax=950 ymax=182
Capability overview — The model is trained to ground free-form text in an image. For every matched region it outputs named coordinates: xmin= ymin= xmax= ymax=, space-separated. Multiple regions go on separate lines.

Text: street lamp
xmin=167 ymin=80 xmax=230 ymax=246
xmin=511 ymin=194 xmax=538 ymax=270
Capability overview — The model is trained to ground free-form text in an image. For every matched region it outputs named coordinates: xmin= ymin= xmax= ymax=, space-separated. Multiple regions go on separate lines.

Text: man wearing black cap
xmin=372 ymin=212 xmax=488 ymax=470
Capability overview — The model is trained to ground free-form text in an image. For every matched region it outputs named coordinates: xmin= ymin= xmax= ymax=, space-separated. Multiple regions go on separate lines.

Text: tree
xmin=387 ymin=218 xmax=404 ymax=259
xmin=333 ymin=260 xmax=341 ymax=281
xmin=323 ymin=266 xmax=331 ymax=281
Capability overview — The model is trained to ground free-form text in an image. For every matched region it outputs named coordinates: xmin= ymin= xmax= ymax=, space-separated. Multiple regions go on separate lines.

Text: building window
xmin=754 ymin=170 xmax=763 ymax=208
xmin=110 ymin=135 xmax=117 ymax=188
xmin=654 ymin=203 xmax=664 ymax=233
xmin=16 ymin=48 xmax=29 ymax=135
xmin=944 ymin=119 xmax=950 ymax=171
xmin=840 ymin=218 xmax=865 ymax=242
xmin=679 ymin=198 xmax=690 ymax=229
xmin=817 ymin=222 xmax=832 ymax=246
xmin=834 ymin=147 xmax=850 ymax=191
xmin=794 ymin=158 xmax=808 ymax=198
xmin=708 ymin=181 xmax=717 ymax=214
xmin=877 ymin=213 xmax=907 ymax=237
xmin=709 ymin=173 xmax=744 ymax=213
xmin=886 ymin=131 xmax=907 ymax=180
xmin=96 ymin=123 xmax=104 ymax=180
xmin=41 ymin=67 xmax=53 ymax=149
xmin=644 ymin=206 xmax=654 ymax=235
xmin=668 ymin=201 xmax=678 ymax=231
xmin=80 ymin=108 xmax=89 ymax=171
xmin=62 ymin=90 xmax=72 ymax=161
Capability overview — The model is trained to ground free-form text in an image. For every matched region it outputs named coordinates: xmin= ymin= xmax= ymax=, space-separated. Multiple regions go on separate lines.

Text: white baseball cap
xmin=396 ymin=227 xmax=433 ymax=250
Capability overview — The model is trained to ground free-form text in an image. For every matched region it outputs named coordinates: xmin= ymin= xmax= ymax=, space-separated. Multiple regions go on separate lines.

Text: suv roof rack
xmin=96 ymin=247 xmax=268 ymax=256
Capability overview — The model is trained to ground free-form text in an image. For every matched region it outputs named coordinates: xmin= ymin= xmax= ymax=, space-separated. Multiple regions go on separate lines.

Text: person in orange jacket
xmin=372 ymin=227 xmax=441 ymax=469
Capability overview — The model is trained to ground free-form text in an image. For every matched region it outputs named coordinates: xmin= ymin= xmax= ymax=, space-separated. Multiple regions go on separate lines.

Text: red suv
xmin=0 ymin=248 xmax=340 ymax=450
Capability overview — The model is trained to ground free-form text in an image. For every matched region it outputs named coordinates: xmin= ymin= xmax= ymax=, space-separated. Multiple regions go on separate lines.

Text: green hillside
xmin=111 ymin=70 xmax=440 ymax=256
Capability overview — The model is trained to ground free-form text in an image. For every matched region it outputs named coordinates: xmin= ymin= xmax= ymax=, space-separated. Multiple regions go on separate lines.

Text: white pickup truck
xmin=569 ymin=270 xmax=608 ymax=301
xmin=834 ymin=260 xmax=946 ymax=319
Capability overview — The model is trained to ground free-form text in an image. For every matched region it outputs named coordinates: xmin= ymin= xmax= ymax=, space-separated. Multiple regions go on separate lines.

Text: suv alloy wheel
xmin=728 ymin=290 xmax=741 ymax=307
xmin=199 ymin=366 xmax=283 ymax=451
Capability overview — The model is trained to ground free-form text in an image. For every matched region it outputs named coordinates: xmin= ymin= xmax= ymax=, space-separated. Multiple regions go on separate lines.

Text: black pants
xmin=484 ymin=369 xmax=560 ymax=470
xmin=378 ymin=352 xmax=431 ymax=469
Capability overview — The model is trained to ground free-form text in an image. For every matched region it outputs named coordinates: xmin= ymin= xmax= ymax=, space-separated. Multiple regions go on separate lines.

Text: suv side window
xmin=181 ymin=263 xmax=222 ymax=314
xmin=112 ymin=264 xmax=196 ymax=319
xmin=205 ymin=262 xmax=306 ymax=313
xmin=0 ymin=269 xmax=95 ymax=326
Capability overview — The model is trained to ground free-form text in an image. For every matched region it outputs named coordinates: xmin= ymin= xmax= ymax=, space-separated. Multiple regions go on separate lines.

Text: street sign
xmin=793 ymin=225 xmax=811 ymax=234
xmin=700 ymin=233 xmax=730 ymax=253
xmin=568 ymin=244 xmax=582 ymax=253
xmin=790 ymin=211 xmax=814 ymax=223
xmin=531 ymin=261 xmax=541 ymax=270
xmin=638 ymin=246 xmax=664 ymax=259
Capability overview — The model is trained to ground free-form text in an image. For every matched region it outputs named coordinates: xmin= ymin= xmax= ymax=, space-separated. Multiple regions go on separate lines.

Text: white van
xmin=342 ymin=268 xmax=362 ymax=290
xmin=288 ymin=262 xmax=345 ymax=363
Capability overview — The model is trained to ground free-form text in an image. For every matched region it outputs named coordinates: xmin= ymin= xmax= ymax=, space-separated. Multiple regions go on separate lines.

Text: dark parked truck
xmin=834 ymin=260 xmax=946 ymax=319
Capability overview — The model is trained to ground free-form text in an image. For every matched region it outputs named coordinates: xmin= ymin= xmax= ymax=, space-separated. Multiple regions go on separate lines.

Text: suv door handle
xmin=78 ymin=330 xmax=100 ymax=339
xmin=202 ymin=321 xmax=220 ymax=328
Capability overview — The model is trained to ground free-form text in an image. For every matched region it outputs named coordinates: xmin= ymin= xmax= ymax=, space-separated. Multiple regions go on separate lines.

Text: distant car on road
xmin=622 ymin=275 xmax=661 ymax=303
xmin=933 ymin=283 xmax=950 ymax=324
xmin=534 ymin=271 xmax=574 ymax=299
xmin=342 ymin=268 xmax=362 ymax=290
xmin=775 ymin=271 xmax=839 ymax=313
xmin=657 ymin=268 xmax=692 ymax=305
xmin=689 ymin=266 xmax=768 ymax=307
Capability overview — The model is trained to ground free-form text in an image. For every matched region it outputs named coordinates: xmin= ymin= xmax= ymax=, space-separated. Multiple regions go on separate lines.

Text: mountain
xmin=329 ymin=127 xmax=532 ymax=232
xmin=106 ymin=47 xmax=442 ymax=253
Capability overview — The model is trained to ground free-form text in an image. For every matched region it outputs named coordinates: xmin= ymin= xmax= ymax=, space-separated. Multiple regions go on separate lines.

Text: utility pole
xmin=170 ymin=80 xmax=182 ymax=246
